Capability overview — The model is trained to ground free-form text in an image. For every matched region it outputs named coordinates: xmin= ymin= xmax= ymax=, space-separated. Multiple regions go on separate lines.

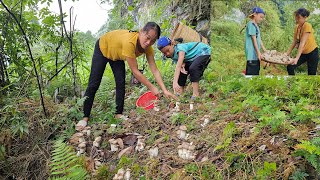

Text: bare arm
xmin=287 ymin=38 xmax=297 ymax=55
xmin=126 ymin=56 xmax=159 ymax=95
xmin=290 ymin=32 xmax=310 ymax=65
xmin=173 ymin=51 xmax=185 ymax=84
xmin=145 ymin=54 xmax=167 ymax=92
xmin=172 ymin=51 xmax=185 ymax=93
xmin=251 ymin=35 xmax=261 ymax=61
xmin=295 ymin=32 xmax=310 ymax=59
xmin=287 ymin=29 xmax=298 ymax=55
xmin=260 ymin=39 xmax=267 ymax=52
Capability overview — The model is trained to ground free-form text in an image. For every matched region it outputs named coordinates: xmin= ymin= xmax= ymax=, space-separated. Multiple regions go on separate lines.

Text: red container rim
xmin=136 ymin=91 xmax=158 ymax=110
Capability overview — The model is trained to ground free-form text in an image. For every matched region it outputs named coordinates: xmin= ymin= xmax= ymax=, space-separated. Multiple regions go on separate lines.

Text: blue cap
xmin=250 ymin=7 xmax=265 ymax=15
xmin=157 ymin=36 xmax=171 ymax=50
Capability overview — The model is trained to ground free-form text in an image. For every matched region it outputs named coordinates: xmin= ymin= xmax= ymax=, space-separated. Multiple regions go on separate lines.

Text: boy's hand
xmin=257 ymin=52 xmax=262 ymax=61
xmin=180 ymin=63 xmax=187 ymax=74
xmin=173 ymin=82 xmax=182 ymax=94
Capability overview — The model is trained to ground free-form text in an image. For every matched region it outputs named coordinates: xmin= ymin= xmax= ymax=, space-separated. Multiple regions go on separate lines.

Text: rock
xmin=196 ymin=19 xmax=209 ymax=35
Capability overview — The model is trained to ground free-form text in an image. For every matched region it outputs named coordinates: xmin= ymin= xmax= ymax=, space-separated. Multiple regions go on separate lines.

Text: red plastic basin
xmin=136 ymin=91 xmax=158 ymax=110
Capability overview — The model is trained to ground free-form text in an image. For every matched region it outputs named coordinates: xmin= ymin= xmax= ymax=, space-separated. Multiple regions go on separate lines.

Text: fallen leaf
xmin=118 ymin=146 xmax=134 ymax=159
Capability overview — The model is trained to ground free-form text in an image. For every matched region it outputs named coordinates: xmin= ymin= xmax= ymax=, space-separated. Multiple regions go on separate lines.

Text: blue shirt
xmin=172 ymin=42 xmax=211 ymax=63
xmin=245 ymin=21 xmax=261 ymax=61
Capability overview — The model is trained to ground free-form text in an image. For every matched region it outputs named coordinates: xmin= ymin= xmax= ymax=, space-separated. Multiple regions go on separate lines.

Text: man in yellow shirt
xmin=76 ymin=22 xmax=176 ymax=130
xmin=286 ymin=8 xmax=319 ymax=75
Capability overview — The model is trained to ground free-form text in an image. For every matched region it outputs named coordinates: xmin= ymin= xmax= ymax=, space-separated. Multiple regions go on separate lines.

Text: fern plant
xmin=294 ymin=138 xmax=320 ymax=174
xmin=49 ymin=139 xmax=89 ymax=180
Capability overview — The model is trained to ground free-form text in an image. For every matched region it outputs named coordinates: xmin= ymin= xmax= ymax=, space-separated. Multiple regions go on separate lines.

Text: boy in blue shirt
xmin=157 ymin=36 xmax=211 ymax=98
xmin=245 ymin=7 xmax=267 ymax=75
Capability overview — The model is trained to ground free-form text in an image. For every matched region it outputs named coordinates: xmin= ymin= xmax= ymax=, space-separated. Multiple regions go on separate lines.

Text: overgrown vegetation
xmin=212 ymin=0 xmax=320 ymax=77
xmin=1 ymin=0 xmax=320 ymax=179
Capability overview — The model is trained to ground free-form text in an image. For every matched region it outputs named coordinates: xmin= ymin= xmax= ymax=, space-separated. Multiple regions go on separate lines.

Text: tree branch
xmin=0 ymin=0 xmax=47 ymax=117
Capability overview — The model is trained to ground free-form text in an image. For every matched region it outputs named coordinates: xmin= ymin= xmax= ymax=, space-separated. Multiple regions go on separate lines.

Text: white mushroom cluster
xmin=93 ymin=136 xmax=102 ymax=147
xmin=261 ymin=50 xmax=292 ymax=64
xmin=81 ymin=126 xmax=91 ymax=137
xmin=109 ymin=138 xmax=124 ymax=152
xmin=113 ymin=168 xmax=131 ymax=180
xmin=200 ymin=115 xmax=210 ymax=127
xmin=177 ymin=142 xmax=196 ymax=160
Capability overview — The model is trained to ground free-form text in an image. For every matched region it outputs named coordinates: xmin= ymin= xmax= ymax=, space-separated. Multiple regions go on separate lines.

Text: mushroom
xmin=201 ymin=115 xmax=210 ymax=127
xmin=113 ymin=168 xmax=125 ymax=180
xmin=78 ymin=142 xmax=86 ymax=148
xmin=177 ymin=142 xmax=195 ymax=160
xmin=116 ymin=138 xmax=124 ymax=149
xmin=109 ymin=139 xmax=119 ymax=152
xmin=135 ymin=136 xmax=145 ymax=151
xmin=86 ymin=129 xmax=91 ymax=137
xmin=177 ymin=125 xmax=187 ymax=140
xmin=95 ymin=136 xmax=102 ymax=143
xmin=148 ymin=147 xmax=159 ymax=158
xmin=124 ymin=168 xmax=131 ymax=180
xmin=94 ymin=159 xmax=102 ymax=169
xmin=110 ymin=124 xmax=117 ymax=131
xmin=175 ymin=102 xmax=180 ymax=112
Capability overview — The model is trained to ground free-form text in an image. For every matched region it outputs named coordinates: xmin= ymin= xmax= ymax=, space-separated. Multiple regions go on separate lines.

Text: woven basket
xmin=170 ymin=22 xmax=208 ymax=44
xmin=261 ymin=50 xmax=292 ymax=65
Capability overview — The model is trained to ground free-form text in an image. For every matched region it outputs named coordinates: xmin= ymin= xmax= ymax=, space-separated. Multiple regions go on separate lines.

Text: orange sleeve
xmin=303 ymin=23 xmax=312 ymax=33
xmin=122 ymin=42 xmax=136 ymax=59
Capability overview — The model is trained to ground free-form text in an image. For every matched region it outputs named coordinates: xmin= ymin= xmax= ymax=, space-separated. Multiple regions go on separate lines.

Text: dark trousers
xmin=246 ymin=60 xmax=260 ymax=75
xmin=83 ymin=40 xmax=126 ymax=117
xmin=177 ymin=55 xmax=210 ymax=86
xmin=287 ymin=47 xmax=319 ymax=75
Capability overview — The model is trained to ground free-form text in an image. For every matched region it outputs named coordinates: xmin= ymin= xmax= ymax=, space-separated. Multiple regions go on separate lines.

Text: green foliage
xmin=49 ymin=139 xmax=89 ymax=179
xmin=289 ymin=170 xmax=309 ymax=180
xmin=256 ymin=161 xmax=277 ymax=179
xmin=294 ymin=138 xmax=320 ymax=174
xmin=258 ymin=110 xmax=287 ymax=133
xmin=214 ymin=121 xmax=236 ymax=151
xmin=67 ymin=97 xmax=86 ymax=120
xmin=10 ymin=116 xmax=29 ymax=139
xmin=171 ymin=113 xmax=187 ymax=125
xmin=184 ymin=163 xmax=223 ymax=179
xmin=0 ymin=144 xmax=6 ymax=161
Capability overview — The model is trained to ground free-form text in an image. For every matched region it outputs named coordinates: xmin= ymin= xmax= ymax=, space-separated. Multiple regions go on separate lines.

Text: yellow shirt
xmin=294 ymin=22 xmax=318 ymax=54
xmin=99 ymin=30 xmax=154 ymax=61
